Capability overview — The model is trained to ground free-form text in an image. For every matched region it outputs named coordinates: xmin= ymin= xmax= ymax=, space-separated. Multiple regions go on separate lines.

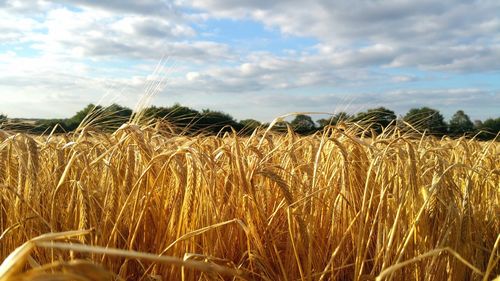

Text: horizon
xmin=2 ymin=102 xmax=497 ymax=125
xmin=1 ymin=1 xmax=499 ymax=122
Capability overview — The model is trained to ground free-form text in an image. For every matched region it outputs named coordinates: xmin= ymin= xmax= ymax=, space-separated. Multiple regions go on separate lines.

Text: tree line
xmin=0 ymin=104 xmax=499 ymax=140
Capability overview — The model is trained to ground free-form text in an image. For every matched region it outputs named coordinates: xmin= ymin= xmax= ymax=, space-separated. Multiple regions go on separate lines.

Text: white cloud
xmin=25 ymin=7 xmax=234 ymax=62
xmin=60 ymin=0 xmax=178 ymax=17
xmin=0 ymin=1 xmax=239 ymax=118
xmin=0 ymin=9 xmax=41 ymax=43
xmin=0 ymin=0 xmax=498 ymax=121
xmin=391 ymin=75 xmax=416 ymax=83
xmin=183 ymin=0 xmax=500 ymax=72
xmin=163 ymin=49 xmax=393 ymax=95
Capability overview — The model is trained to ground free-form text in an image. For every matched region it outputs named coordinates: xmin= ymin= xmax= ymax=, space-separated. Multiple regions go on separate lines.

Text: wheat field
xmin=0 ymin=122 xmax=498 ymax=281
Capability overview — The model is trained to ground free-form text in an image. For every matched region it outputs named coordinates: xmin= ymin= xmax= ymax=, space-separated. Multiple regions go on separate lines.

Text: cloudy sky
xmin=0 ymin=0 xmax=499 ymax=121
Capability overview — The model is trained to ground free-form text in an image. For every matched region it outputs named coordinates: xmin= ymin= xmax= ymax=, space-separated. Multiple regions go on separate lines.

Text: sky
xmin=0 ymin=0 xmax=499 ymax=122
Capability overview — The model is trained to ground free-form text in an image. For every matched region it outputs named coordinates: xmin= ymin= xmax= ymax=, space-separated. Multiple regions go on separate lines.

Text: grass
xmin=0 ymin=120 xmax=498 ymax=280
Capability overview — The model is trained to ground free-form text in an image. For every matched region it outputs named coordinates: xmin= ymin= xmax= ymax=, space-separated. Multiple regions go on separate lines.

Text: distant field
xmin=0 ymin=124 xmax=498 ymax=280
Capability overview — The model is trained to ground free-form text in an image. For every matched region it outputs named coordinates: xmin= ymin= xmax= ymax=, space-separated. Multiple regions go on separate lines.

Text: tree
xmin=317 ymin=112 xmax=352 ymax=128
xmin=34 ymin=119 xmax=68 ymax=133
xmin=482 ymin=118 xmax=500 ymax=132
xmin=291 ymin=114 xmax=316 ymax=134
xmin=65 ymin=103 xmax=132 ymax=131
xmin=240 ymin=119 xmax=261 ymax=128
xmin=0 ymin=114 xmax=6 ymax=125
xmin=404 ymin=107 xmax=448 ymax=136
xmin=240 ymin=119 xmax=262 ymax=132
xmin=143 ymin=104 xmax=246 ymax=134
xmin=104 ymin=104 xmax=133 ymax=118
xmin=101 ymin=104 xmax=133 ymax=130
xmin=477 ymin=117 xmax=500 ymax=140
xmin=473 ymin=120 xmax=483 ymax=129
xmin=155 ymin=104 xmax=200 ymax=126
xmin=353 ymin=107 xmax=397 ymax=134
xmin=449 ymin=110 xmax=474 ymax=136
xmin=65 ymin=104 xmax=101 ymax=130
xmin=197 ymin=109 xmax=242 ymax=134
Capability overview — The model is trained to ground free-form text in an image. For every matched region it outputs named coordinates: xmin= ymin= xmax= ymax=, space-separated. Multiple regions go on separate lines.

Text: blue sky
xmin=0 ymin=0 xmax=499 ymax=121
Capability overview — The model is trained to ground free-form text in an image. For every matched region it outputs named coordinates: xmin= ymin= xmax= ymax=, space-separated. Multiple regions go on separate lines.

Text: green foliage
xmin=145 ymin=104 xmax=199 ymax=127
xmin=6 ymin=102 xmax=499 ymax=140
xmin=100 ymin=104 xmax=133 ymax=130
xmin=272 ymin=120 xmax=290 ymax=133
xmin=404 ymin=107 xmax=448 ymax=136
xmin=65 ymin=103 xmax=132 ymax=131
xmin=291 ymin=114 xmax=316 ymax=134
xmin=476 ymin=117 xmax=500 ymax=140
xmin=353 ymin=107 xmax=396 ymax=134
xmin=33 ymin=119 xmax=67 ymax=133
xmin=105 ymin=104 xmax=133 ymax=117
xmin=65 ymin=104 xmax=101 ymax=130
xmin=240 ymin=119 xmax=262 ymax=128
xmin=144 ymin=104 xmax=242 ymax=134
xmin=449 ymin=110 xmax=474 ymax=136
xmin=317 ymin=112 xmax=352 ymax=128
xmin=165 ymin=104 xmax=200 ymax=120
xmin=0 ymin=114 xmax=6 ymax=125
xmin=197 ymin=109 xmax=242 ymax=134
xmin=481 ymin=118 xmax=500 ymax=132
xmin=239 ymin=119 xmax=262 ymax=134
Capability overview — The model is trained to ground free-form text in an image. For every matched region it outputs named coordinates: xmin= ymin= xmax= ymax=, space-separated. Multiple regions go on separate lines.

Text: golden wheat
xmin=0 ymin=122 xmax=498 ymax=280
